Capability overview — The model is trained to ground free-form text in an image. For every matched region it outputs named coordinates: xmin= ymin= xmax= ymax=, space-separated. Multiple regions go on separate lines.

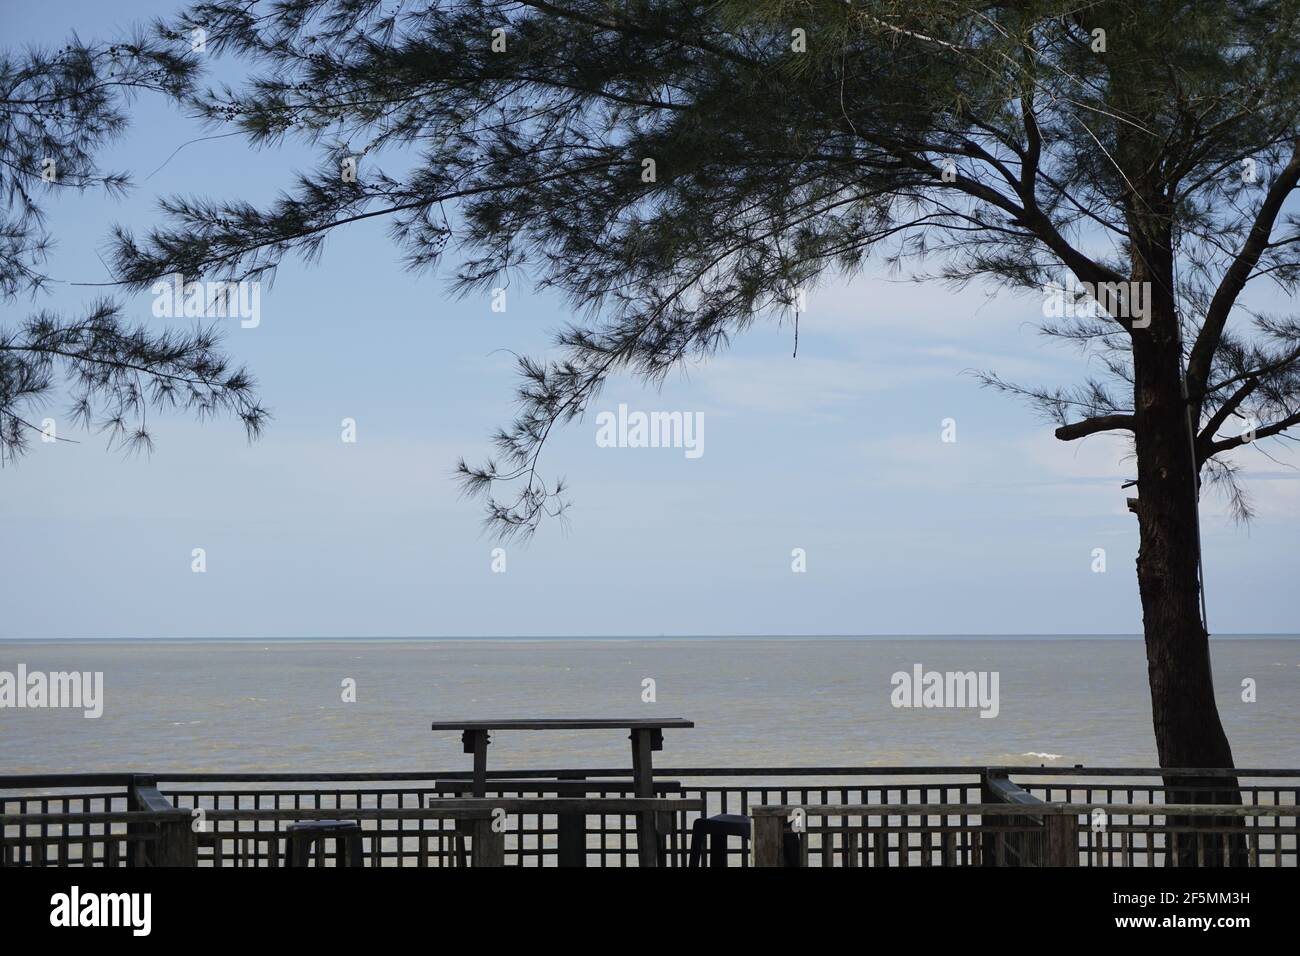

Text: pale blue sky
xmin=2 ymin=0 xmax=1296 ymax=638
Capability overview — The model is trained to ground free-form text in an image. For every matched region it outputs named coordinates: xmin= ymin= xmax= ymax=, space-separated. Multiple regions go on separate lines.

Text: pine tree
xmin=109 ymin=1 xmax=1300 ymax=825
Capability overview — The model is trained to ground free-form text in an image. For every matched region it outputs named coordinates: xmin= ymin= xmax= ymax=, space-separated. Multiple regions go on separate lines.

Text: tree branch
xmin=1055 ymin=414 xmax=1136 ymax=441
xmin=1205 ymin=408 xmax=1300 ymax=456
xmin=1197 ymin=376 xmax=1258 ymax=454
xmin=1187 ymin=140 xmax=1300 ymax=404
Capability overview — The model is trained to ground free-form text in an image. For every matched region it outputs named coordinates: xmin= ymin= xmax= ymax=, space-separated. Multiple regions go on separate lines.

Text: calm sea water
xmin=1 ymin=638 xmax=1296 ymax=774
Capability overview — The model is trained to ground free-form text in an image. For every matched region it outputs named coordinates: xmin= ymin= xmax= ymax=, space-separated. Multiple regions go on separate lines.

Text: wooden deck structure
xmin=1 ymin=766 xmax=1295 ymax=867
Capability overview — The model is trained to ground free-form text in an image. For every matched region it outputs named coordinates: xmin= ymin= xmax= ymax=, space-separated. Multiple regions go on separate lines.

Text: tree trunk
xmin=1129 ymin=242 xmax=1243 ymax=865
xmin=1131 ymin=348 xmax=1235 ymax=773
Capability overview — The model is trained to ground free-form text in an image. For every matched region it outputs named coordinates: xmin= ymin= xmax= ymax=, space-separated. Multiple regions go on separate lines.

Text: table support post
xmin=463 ymin=729 xmax=491 ymax=798
xmin=455 ymin=729 xmax=492 ymax=867
xmin=630 ymin=728 xmax=660 ymax=867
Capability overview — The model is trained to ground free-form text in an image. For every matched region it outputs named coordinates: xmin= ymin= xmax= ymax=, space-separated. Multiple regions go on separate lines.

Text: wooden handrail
xmin=1 ymin=797 xmax=704 ymax=828
xmin=750 ymin=802 xmax=1297 ymax=817
xmin=2 ymin=766 xmax=1299 ymax=789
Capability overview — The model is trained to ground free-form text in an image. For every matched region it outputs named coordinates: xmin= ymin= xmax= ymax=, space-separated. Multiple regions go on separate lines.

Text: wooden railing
xmin=2 ymin=767 xmax=1295 ymax=867
xmin=750 ymin=802 xmax=1299 ymax=867
xmin=0 ymin=806 xmax=502 ymax=867
xmin=0 ymin=797 xmax=701 ymax=867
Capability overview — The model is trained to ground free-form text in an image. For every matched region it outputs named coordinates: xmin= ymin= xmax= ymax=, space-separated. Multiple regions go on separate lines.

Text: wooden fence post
xmin=978 ymin=769 xmax=998 ymax=866
xmin=752 ymin=813 xmax=784 ymax=867
xmin=1045 ymin=813 xmax=1078 ymax=867
xmin=130 ymin=777 xmax=197 ymax=866
xmin=126 ymin=775 xmax=148 ymax=867
xmin=155 ymin=812 xmax=198 ymax=867
xmin=470 ymin=816 xmax=505 ymax=867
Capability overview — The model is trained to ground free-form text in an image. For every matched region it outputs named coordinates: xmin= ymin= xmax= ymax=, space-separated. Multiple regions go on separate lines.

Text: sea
xmin=0 ymin=637 xmax=1296 ymax=775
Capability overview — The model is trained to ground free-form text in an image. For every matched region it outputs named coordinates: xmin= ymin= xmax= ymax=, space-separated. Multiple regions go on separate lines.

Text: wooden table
xmin=428 ymin=718 xmax=695 ymax=866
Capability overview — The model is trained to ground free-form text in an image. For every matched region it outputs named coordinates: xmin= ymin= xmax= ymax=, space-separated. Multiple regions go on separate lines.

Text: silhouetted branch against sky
xmin=95 ymin=0 xmax=1300 ymax=531
xmin=0 ymin=27 xmax=267 ymax=463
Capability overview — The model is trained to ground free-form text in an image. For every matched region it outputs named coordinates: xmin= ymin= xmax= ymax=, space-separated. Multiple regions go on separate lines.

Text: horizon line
xmin=1 ymin=632 xmax=1296 ymax=642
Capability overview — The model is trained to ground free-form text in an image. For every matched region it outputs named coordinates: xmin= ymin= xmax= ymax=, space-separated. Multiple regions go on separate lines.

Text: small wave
xmin=1021 ymin=751 xmax=1063 ymax=761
